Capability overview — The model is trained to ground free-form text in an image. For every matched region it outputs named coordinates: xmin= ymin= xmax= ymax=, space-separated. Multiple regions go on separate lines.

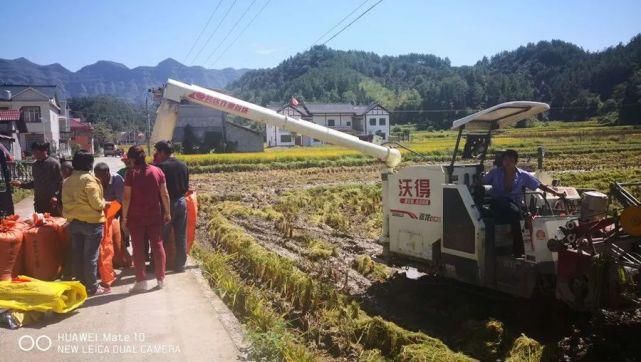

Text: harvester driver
xmin=482 ymin=149 xmax=565 ymax=256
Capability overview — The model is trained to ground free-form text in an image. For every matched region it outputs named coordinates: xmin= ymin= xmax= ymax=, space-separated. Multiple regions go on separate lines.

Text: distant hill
xmin=0 ymin=57 xmax=248 ymax=103
xmin=229 ymin=35 xmax=641 ymax=127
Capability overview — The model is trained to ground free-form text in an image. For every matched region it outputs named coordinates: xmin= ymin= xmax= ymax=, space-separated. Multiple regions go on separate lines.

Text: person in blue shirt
xmin=482 ymin=149 xmax=565 ymax=256
xmin=94 ymin=162 xmax=125 ymax=203
xmin=482 ymin=149 xmax=564 ymax=204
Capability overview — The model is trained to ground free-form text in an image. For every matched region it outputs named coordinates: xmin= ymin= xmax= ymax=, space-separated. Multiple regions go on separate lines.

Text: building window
xmin=21 ymin=106 xmax=41 ymax=123
xmin=327 ymin=119 xmax=335 ymax=127
xmin=280 ymin=134 xmax=292 ymax=143
xmin=346 ymin=121 xmax=351 ymax=127
xmin=379 ymin=118 xmax=386 ymax=126
xmin=369 ymin=118 xmax=376 ymax=126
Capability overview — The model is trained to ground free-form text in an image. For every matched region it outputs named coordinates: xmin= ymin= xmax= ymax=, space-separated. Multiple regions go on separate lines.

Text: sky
xmin=1 ymin=0 xmax=640 ymax=71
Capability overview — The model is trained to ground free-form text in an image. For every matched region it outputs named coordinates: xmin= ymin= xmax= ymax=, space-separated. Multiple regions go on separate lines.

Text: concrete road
xmin=93 ymin=156 xmax=125 ymax=175
xmin=2 ymin=159 xmax=245 ymax=361
xmin=1 ymin=266 xmax=244 ymax=361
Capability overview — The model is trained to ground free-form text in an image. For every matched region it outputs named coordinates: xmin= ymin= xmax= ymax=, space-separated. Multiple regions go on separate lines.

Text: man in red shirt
xmin=122 ymin=146 xmax=171 ymax=292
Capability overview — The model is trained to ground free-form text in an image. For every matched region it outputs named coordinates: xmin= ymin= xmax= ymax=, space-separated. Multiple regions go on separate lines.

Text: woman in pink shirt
xmin=122 ymin=146 xmax=171 ymax=292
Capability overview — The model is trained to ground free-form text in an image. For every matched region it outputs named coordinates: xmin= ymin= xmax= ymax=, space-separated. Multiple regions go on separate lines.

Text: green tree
xmin=619 ymin=70 xmax=641 ymax=125
xmin=225 ymin=36 xmax=641 ymax=128
xmin=68 ymin=95 xmax=146 ymax=132
xmin=93 ymin=122 xmax=115 ymax=152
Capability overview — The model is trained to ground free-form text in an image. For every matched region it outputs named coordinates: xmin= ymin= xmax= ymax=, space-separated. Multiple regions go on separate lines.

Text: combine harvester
xmin=152 ymin=79 xmax=641 ymax=310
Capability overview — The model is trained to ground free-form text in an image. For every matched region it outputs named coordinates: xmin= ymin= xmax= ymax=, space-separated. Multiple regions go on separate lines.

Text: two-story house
xmin=0 ymin=109 xmax=28 ymax=160
xmin=266 ymin=100 xmax=390 ymax=147
xmin=0 ymin=84 xmax=66 ymax=157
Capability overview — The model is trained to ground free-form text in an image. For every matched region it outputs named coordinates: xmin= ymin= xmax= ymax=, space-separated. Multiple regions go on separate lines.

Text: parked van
xmin=103 ymin=143 xmax=116 ymax=157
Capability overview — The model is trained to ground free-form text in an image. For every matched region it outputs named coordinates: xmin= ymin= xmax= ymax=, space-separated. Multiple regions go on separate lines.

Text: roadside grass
xmin=12 ymin=188 xmax=32 ymax=204
xmin=193 ymin=246 xmax=318 ymax=361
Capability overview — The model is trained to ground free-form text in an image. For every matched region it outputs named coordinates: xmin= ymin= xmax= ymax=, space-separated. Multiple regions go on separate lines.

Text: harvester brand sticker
xmin=398 ymin=178 xmax=431 ymax=205
xmin=390 ymin=209 xmax=417 ymax=219
xmin=389 ymin=210 xmax=441 ymax=223
xmin=188 ymin=92 xmax=249 ymax=114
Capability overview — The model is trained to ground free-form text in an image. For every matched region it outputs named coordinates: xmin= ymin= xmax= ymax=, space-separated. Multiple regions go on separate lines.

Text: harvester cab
xmin=380 ymin=102 xmax=569 ymax=298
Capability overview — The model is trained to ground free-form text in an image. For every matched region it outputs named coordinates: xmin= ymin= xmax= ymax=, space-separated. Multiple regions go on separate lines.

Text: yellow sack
xmin=0 ymin=276 xmax=87 ymax=313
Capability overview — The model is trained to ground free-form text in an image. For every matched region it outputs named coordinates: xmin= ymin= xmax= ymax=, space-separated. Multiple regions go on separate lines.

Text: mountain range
xmin=0 ymin=57 xmax=248 ymax=102
xmin=229 ymin=35 xmax=641 ymax=125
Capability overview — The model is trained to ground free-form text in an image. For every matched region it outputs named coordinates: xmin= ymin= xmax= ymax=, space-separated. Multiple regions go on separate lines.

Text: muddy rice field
xmin=190 ymin=162 xmax=641 ymax=361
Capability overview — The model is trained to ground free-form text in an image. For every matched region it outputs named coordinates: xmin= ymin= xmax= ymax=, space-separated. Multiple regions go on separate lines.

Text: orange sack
xmin=185 ymin=190 xmax=198 ymax=252
xmin=23 ymin=216 xmax=67 ymax=281
xmin=12 ymin=242 xmax=25 ymax=278
xmin=0 ymin=227 xmax=24 ymax=281
xmin=98 ymin=201 xmax=121 ymax=287
xmin=2 ymin=216 xmax=29 ymax=278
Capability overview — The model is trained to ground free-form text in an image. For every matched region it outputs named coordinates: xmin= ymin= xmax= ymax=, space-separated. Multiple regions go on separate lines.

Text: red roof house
xmin=70 ymin=118 xmax=94 ymax=154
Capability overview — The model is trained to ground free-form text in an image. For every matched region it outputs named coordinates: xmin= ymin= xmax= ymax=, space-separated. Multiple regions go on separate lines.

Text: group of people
xmin=12 ymin=140 xmax=189 ymax=296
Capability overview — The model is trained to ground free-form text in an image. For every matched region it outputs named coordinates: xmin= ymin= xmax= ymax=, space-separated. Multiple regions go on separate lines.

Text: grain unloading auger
xmin=153 ymin=79 xmax=641 ymax=310
xmin=151 ymin=79 xmax=401 ymax=168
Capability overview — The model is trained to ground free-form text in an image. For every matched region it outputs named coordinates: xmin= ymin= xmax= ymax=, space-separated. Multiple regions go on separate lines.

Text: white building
xmin=0 ymin=85 xmax=70 ymax=158
xmin=266 ymin=101 xmax=390 ymax=147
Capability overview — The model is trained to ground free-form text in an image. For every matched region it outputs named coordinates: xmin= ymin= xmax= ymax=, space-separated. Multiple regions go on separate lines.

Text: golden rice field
xmin=177 ymin=122 xmax=641 ymax=174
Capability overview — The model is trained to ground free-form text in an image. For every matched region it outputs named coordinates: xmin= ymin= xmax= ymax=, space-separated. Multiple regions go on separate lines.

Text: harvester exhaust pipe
xmin=151 ymin=79 xmax=402 ymax=169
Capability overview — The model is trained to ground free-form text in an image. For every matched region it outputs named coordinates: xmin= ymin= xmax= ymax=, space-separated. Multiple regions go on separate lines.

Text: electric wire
xmin=322 ymin=0 xmax=385 ymax=45
xmin=312 ymin=0 xmax=371 ymax=46
xmin=210 ymin=0 xmax=272 ymax=67
xmin=204 ymin=0 xmax=259 ymax=66
xmin=183 ymin=0 xmax=224 ymax=63
xmin=191 ymin=0 xmax=239 ymax=65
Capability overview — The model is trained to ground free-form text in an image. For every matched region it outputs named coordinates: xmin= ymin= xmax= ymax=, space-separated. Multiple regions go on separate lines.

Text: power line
xmin=322 ymin=0 xmax=385 ymax=45
xmin=183 ymin=0 xmax=224 ymax=63
xmin=312 ymin=0 xmax=370 ymax=46
xmin=210 ymin=0 xmax=272 ymax=67
xmin=204 ymin=0 xmax=259 ymax=67
xmin=191 ymin=0 xmax=239 ymax=65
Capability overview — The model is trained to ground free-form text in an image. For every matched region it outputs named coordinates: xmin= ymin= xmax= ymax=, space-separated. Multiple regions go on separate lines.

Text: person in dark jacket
xmin=154 ymin=140 xmax=189 ymax=272
xmin=11 ymin=142 xmax=62 ymax=215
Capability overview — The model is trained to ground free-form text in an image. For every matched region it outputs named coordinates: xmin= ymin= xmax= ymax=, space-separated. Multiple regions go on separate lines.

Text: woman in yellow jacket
xmin=62 ymin=150 xmax=110 ymax=296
